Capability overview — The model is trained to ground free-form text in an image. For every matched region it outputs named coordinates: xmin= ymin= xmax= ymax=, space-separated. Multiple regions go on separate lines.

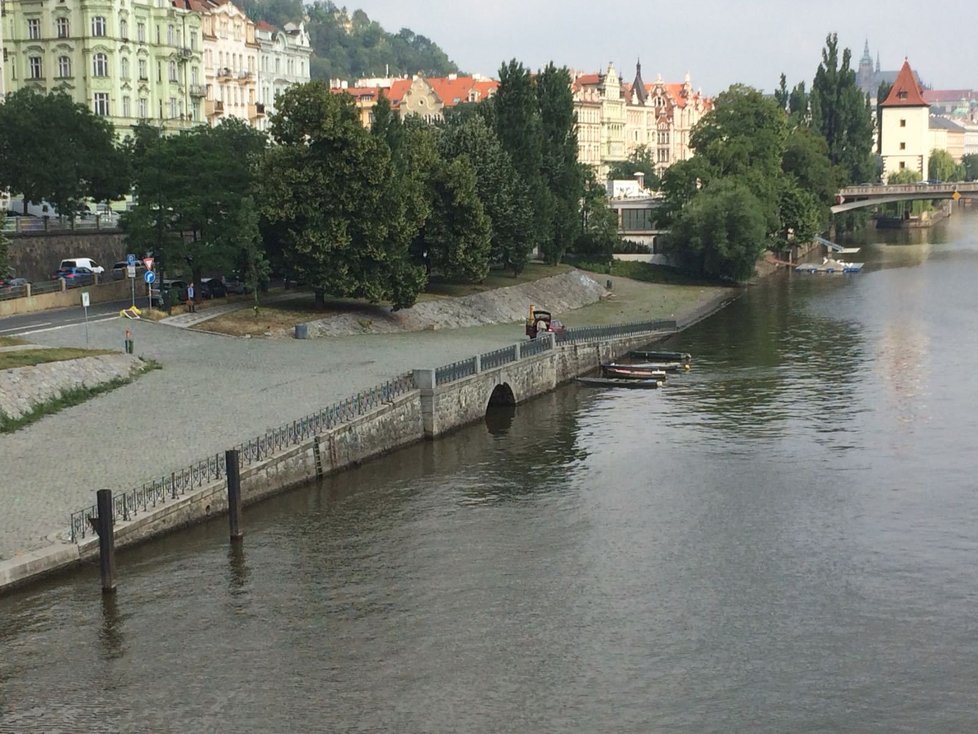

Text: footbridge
xmin=833 ymin=182 xmax=978 ymax=214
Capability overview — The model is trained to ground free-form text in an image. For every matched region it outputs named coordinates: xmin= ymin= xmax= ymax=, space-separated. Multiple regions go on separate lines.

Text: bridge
xmin=833 ymin=182 xmax=978 ymax=213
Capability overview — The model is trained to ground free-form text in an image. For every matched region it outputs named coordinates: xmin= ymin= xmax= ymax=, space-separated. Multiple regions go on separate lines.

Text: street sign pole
xmin=144 ymin=270 xmax=156 ymax=311
xmin=81 ymin=291 xmax=91 ymax=346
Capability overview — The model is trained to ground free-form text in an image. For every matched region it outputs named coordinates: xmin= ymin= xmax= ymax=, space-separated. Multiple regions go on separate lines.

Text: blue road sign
xmin=127 ymin=253 xmax=136 ymax=266
xmin=144 ymin=271 xmax=156 ymax=284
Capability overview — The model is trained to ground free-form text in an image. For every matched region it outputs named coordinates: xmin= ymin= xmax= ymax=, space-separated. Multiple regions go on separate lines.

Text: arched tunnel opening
xmin=485 ymin=383 xmax=517 ymax=434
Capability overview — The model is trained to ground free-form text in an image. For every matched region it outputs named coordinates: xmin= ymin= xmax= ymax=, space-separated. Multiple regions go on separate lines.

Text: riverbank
xmin=0 ymin=272 xmax=737 ymax=591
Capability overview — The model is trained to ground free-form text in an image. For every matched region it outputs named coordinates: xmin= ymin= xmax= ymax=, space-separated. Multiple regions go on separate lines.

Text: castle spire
xmin=631 ymin=58 xmax=647 ymax=104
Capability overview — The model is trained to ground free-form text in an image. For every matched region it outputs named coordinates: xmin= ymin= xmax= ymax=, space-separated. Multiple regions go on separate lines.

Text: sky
xmin=351 ymin=0 xmax=978 ymax=95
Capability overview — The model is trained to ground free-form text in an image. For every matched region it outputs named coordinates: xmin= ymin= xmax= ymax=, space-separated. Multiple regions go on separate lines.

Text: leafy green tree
xmin=260 ymin=81 xmax=425 ymax=309
xmin=575 ymin=168 xmax=620 ymax=259
xmin=437 ymin=113 xmax=533 ymax=274
xmin=493 ymin=60 xmax=552 ymax=261
xmin=776 ymin=179 xmax=825 ymax=252
xmin=536 ymin=62 xmax=584 ymax=264
xmin=809 ymin=33 xmax=875 ymax=185
xmin=928 ymin=149 xmax=957 ymax=181
xmin=606 ymin=145 xmax=660 ymax=189
xmin=887 ymin=169 xmax=921 ymax=184
xmin=665 ymin=178 xmax=769 ymax=281
xmin=0 ymin=211 xmax=10 ymax=278
xmin=0 ymin=89 xmax=127 ymax=217
xmin=962 ymin=153 xmax=978 ymax=181
xmin=419 ymin=157 xmax=491 ymax=282
xmin=782 ymin=126 xmax=837 ymax=204
xmin=656 ymin=156 xmax=711 ymax=227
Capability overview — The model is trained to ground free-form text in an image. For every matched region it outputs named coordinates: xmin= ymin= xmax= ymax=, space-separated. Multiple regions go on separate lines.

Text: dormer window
xmin=898 ymin=90 xmax=907 ymax=100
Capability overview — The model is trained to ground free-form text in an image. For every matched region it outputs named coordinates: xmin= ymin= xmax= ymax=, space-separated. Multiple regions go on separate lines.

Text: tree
xmin=928 ymin=149 xmax=957 ymax=181
xmin=0 ymin=211 xmax=10 ymax=278
xmin=0 ymin=89 xmax=128 ymax=217
xmin=809 ymin=33 xmax=875 ymax=185
xmin=576 ymin=168 xmax=620 ymax=259
xmin=782 ymin=126 xmax=837 ymax=204
xmin=664 ymin=178 xmax=769 ymax=281
xmin=437 ymin=113 xmax=533 ymax=275
xmin=606 ymin=145 xmax=661 ymax=189
xmin=493 ymin=60 xmax=552 ymax=261
xmin=260 ymin=81 xmax=425 ymax=309
xmin=419 ymin=157 xmax=492 ymax=282
xmin=536 ymin=62 xmax=584 ymax=264
xmin=962 ymin=154 xmax=978 ymax=182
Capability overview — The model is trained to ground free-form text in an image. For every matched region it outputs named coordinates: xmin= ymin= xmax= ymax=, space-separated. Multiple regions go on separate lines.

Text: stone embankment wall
xmin=7 ymin=231 xmax=129 ymax=283
xmin=0 ymin=354 xmax=147 ymax=420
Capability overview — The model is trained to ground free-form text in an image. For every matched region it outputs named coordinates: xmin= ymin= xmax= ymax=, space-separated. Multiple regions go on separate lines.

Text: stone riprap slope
xmin=0 ymin=354 xmax=147 ymax=421
xmin=306 ymin=270 xmax=609 ymax=337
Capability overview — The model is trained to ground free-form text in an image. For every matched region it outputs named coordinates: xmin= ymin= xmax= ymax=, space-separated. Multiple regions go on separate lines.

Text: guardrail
xmin=67 ymin=317 xmax=681 ymax=542
xmin=2 ymin=214 xmax=120 ymax=234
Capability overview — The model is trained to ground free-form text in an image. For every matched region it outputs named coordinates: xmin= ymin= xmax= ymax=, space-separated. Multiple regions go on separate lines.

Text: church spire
xmin=631 ymin=58 xmax=647 ymax=104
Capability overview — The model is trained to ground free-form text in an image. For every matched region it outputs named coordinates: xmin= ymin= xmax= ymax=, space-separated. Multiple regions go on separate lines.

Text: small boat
xmin=627 ymin=360 xmax=687 ymax=372
xmin=628 ymin=350 xmax=692 ymax=363
xmin=795 ymin=257 xmax=863 ymax=273
xmin=577 ymin=376 xmax=662 ymax=389
xmin=601 ymin=363 xmax=668 ymax=380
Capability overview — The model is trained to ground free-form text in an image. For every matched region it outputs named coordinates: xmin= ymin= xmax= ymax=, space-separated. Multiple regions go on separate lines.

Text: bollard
xmin=226 ymin=449 xmax=243 ymax=541
xmin=95 ymin=489 xmax=116 ymax=593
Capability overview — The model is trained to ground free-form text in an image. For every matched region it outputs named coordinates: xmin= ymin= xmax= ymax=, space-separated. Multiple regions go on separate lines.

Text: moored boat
xmin=601 ymin=363 xmax=668 ymax=380
xmin=577 ymin=376 xmax=662 ymax=389
xmin=628 ymin=350 xmax=692 ymax=364
xmin=795 ymin=257 xmax=863 ymax=273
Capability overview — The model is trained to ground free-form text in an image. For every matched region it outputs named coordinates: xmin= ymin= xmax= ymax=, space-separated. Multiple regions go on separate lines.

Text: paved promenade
xmin=0 ymin=278 xmax=732 ymax=562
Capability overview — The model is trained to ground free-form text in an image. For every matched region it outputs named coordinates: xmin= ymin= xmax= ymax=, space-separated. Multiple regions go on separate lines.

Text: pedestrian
xmin=187 ymin=282 xmax=195 ymax=312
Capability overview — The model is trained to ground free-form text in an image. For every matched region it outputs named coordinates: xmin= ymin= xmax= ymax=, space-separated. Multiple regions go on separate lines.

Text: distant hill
xmin=236 ymin=0 xmax=460 ymax=81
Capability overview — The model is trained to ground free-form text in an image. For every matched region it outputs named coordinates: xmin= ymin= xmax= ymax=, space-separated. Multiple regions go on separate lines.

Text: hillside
xmin=236 ymin=0 xmax=460 ymax=81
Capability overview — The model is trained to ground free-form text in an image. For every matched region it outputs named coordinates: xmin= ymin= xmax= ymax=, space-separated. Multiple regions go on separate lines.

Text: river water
xmin=3 ymin=209 xmax=978 ymax=733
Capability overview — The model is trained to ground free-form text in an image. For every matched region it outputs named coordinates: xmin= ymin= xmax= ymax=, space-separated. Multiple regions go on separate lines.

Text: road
xmin=0 ymin=298 xmax=135 ymax=337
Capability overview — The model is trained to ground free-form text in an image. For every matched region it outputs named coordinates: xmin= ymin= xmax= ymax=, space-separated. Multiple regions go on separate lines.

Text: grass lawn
xmin=0 ymin=347 xmax=114 ymax=370
xmin=0 ymin=336 xmax=27 ymax=347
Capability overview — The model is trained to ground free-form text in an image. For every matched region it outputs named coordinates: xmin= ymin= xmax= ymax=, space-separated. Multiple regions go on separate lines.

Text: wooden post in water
xmin=226 ymin=449 xmax=243 ymax=541
xmin=96 ymin=489 xmax=116 ymax=593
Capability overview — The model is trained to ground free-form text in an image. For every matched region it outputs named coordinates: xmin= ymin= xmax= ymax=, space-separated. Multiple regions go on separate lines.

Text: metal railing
xmin=68 ymin=372 xmax=416 ymax=542
xmin=435 ymin=356 xmax=478 ymax=385
xmin=555 ymin=319 xmax=677 ymax=345
xmin=480 ymin=344 xmax=519 ymax=371
xmin=2 ymin=214 xmax=120 ymax=234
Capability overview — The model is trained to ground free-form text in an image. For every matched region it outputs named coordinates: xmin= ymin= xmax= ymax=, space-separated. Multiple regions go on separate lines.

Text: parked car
xmin=111 ymin=260 xmax=147 ymax=280
xmin=53 ymin=266 xmax=96 ymax=285
xmin=199 ymin=277 xmax=227 ymax=299
xmin=223 ymin=274 xmax=251 ymax=295
xmin=149 ymin=279 xmax=188 ymax=307
xmin=59 ymin=258 xmax=104 ymax=274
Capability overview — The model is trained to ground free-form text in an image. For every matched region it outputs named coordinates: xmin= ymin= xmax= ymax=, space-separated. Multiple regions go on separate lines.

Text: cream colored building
xmin=2 ymin=0 xmax=204 ymax=137
xmin=929 ymin=116 xmax=966 ymax=164
xmin=190 ymin=0 xmax=259 ymax=127
xmin=573 ymin=61 xmax=711 ymax=181
xmin=879 ymin=59 xmax=930 ymax=179
xmin=255 ymin=19 xmax=311 ymax=131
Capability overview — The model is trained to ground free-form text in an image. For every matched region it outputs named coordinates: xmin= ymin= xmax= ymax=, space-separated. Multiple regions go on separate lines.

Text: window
xmin=55 ymin=17 xmax=69 ymax=38
xmin=122 ymin=96 xmax=131 ymax=117
xmin=138 ymin=97 xmax=148 ymax=118
xmin=120 ymin=57 xmax=129 ymax=79
xmin=93 ymin=52 xmax=108 ymax=77
xmin=900 ymin=119 xmax=906 ymax=127
xmin=28 ymin=56 xmax=42 ymax=79
xmin=900 ymin=142 xmax=906 ymax=150
xmin=27 ymin=18 xmax=40 ymax=39
xmin=168 ymin=97 xmax=177 ymax=118
xmin=120 ymin=20 xmax=128 ymax=39
xmin=191 ymin=67 xmax=198 ymax=85
xmin=899 ymin=161 xmax=906 ymax=170
xmin=138 ymin=58 xmax=147 ymax=79
xmin=167 ymin=24 xmax=174 ymax=45
xmin=57 ymin=55 xmax=71 ymax=77
xmin=657 ymin=148 xmax=669 ymax=163
xmin=657 ymin=130 xmax=670 ymax=145
xmin=94 ymin=92 xmax=110 ymax=116
xmin=92 ymin=16 xmax=106 ymax=36
xmin=898 ymin=90 xmax=907 ymax=100
xmin=168 ymin=60 xmax=176 ymax=81
xmin=137 ymin=22 xmax=145 ymax=42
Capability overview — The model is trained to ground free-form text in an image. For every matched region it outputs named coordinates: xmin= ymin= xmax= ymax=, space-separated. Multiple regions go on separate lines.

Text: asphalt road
xmin=0 ymin=298 xmax=135 ymax=337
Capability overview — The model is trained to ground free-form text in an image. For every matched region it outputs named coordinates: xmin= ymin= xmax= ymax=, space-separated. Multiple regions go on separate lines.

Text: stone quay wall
xmin=7 ymin=230 xmax=129 ymax=283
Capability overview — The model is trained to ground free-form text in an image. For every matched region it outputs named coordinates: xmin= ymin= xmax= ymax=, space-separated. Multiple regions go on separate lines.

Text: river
xmin=2 ymin=209 xmax=978 ymax=733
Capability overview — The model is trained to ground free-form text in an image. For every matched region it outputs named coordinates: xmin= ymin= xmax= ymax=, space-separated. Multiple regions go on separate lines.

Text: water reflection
xmin=484 ymin=403 xmax=516 ymax=434
xmin=98 ymin=592 xmax=126 ymax=660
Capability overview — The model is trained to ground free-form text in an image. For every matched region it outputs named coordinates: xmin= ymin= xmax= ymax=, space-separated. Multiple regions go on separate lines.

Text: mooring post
xmin=226 ymin=449 xmax=243 ymax=541
xmin=96 ymin=489 xmax=116 ymax=593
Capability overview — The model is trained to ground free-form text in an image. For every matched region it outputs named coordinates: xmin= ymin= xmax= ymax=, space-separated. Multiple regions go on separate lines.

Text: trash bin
xmin=294 ymin=323 xmax=308 ymax=339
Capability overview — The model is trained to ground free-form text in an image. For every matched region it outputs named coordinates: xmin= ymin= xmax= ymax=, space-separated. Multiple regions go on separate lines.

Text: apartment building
xmin=2 ymin=0 xmax=204 ymax=136
xmin=573 ymin=61 xmax=711 ymax=181
xmin=254 ymin=19 xmax=311 ymax=131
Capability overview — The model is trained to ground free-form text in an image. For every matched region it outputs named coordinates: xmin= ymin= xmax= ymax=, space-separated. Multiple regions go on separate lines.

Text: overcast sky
xmin=352 ymin=0 xmax=978 ymax=95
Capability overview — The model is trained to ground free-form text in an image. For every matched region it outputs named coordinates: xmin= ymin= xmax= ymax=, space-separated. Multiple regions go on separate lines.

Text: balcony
xmin=189 ymin=84 xmax=205 ymax=97
xmin=248 ymin=102 xmax=265 ymax=119
xmin=216 ymin=67 xmax=232 ymax=78
xmin=237 ymin=70 xmax=253 ymax=81
xmin=205 ymin=99 xmax=224 ymax=117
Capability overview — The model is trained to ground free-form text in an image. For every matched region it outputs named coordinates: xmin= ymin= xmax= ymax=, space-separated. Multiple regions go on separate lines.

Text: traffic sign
xmin=144 ymin=271 xmax=156 ymax=284
xmin=143 ymin=256 xmax=155 ymax=271
xmin=127 ymin=265 xmax=137 ymax=278
xmin=127 ymin=253 xmax=136 ymax=266
xmin=952 ymin=191 xmax=961 ymax=201
xmin=81 ymin=291 xmax=90 ymax=308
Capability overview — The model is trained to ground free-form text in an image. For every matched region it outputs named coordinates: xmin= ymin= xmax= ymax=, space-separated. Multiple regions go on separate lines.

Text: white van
xmin=59 ymin=258 xmax=105 ymax=274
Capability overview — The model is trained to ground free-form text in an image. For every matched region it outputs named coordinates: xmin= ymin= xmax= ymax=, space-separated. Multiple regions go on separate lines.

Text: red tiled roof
xmin=923 ymin=89 xmax=976 ymax=103
xmin=881 ymin=60 xmax=928 ymax=107
xmin=256 ymin=20 xmax=276 ymax=32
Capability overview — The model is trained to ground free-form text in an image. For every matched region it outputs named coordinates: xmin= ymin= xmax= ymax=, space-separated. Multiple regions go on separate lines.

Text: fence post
xmin=226 ymin=449 xmax=243 ymax=541
xmin=95 ymin=489 xmax=116 ymax=593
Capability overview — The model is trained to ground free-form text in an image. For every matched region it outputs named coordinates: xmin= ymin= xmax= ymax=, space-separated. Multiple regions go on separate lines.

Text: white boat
xmin=795 ymin=257 xmax=863 ymax=274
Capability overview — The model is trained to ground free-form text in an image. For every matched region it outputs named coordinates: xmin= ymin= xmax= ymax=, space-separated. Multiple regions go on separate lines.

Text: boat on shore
xmin=627 ymin=350 xmax=692 ymax=363
xmin=601 ymin=363 xmax=668 ymax=380
xmin=577 ymin=376 xmax=663 ymax=389
xmin=795 ymin=257 xmax=863 ymax=274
